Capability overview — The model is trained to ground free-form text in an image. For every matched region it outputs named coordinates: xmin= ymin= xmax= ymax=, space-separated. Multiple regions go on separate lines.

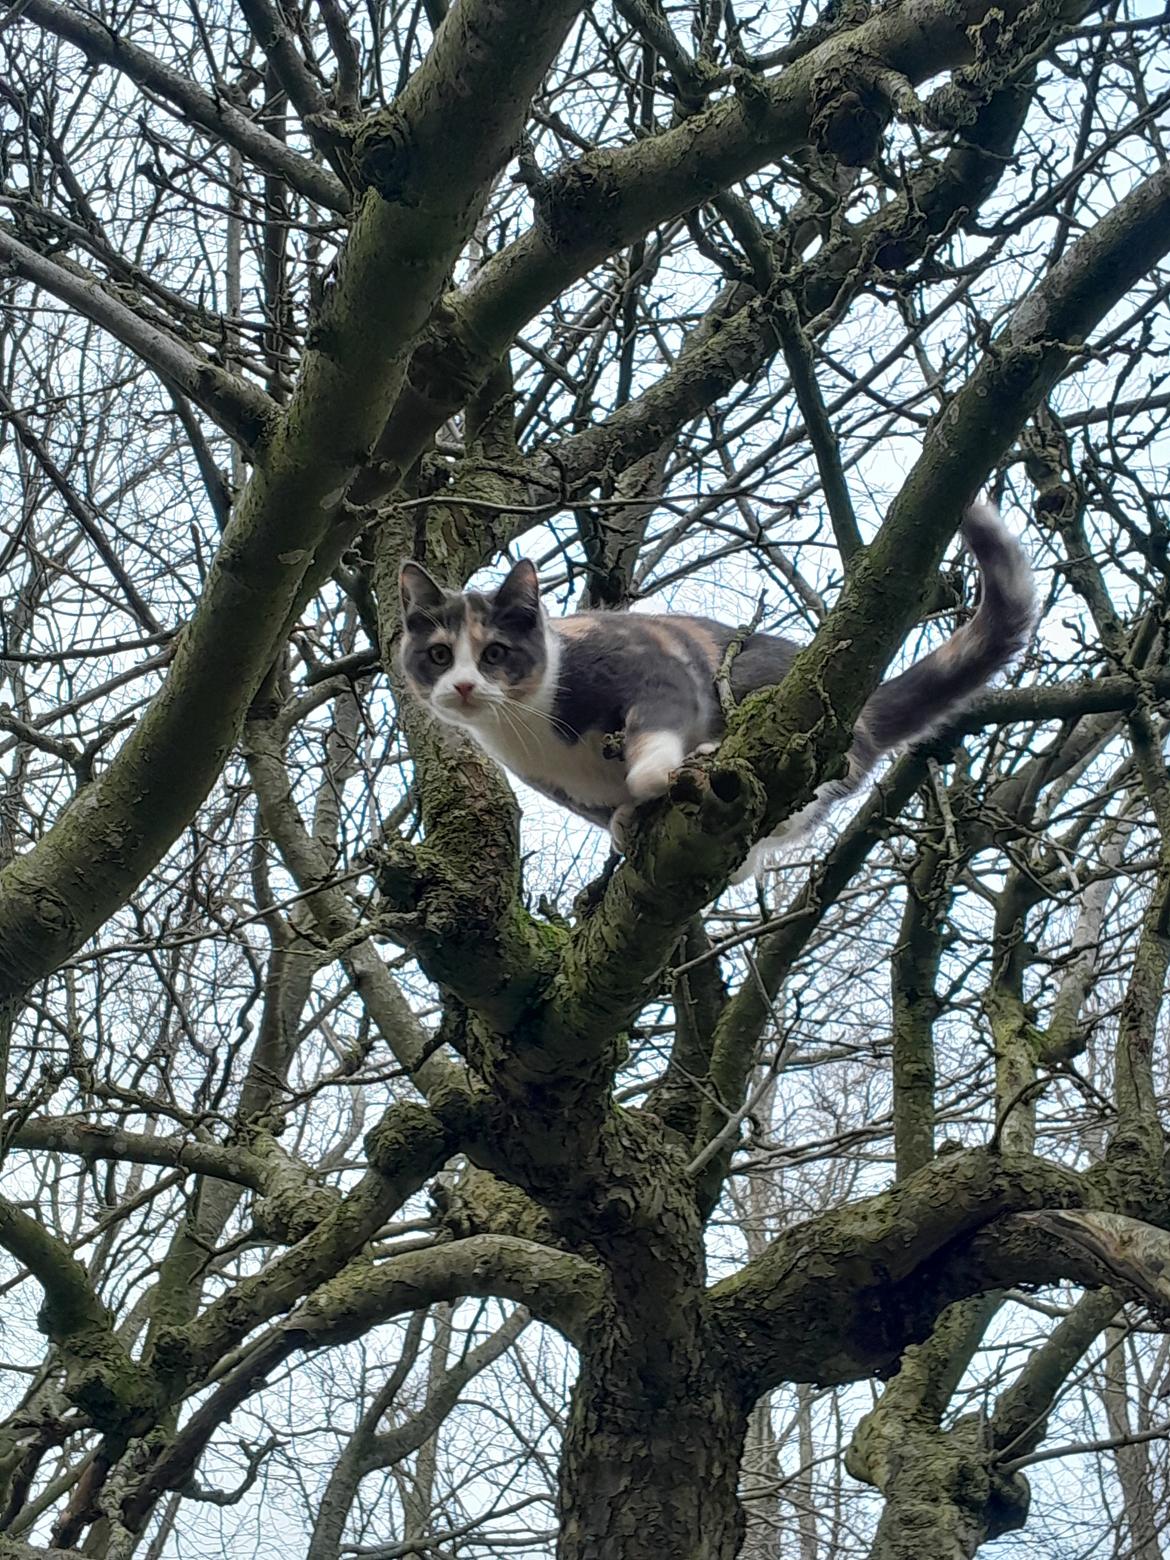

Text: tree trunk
xmin=1101 ymin=1328 xmax=1164 ymax=1560
xmin=740 ymin=1395 xmax=781 ymax=1559
xmin=558 ymin=1350 xmax=748 ymax=1560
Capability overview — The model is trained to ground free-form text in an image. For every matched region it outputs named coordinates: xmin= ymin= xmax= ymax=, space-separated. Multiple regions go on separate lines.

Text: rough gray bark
xmin=1 ymin=0 xmax=1170 ymax=1555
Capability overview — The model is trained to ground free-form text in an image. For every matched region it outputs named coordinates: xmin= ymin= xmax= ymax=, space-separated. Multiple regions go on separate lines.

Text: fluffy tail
xmin=731 ymin=502 xmax=1035 ymax=883
xmin=852 ymin=501 xmax=1036 ymax=770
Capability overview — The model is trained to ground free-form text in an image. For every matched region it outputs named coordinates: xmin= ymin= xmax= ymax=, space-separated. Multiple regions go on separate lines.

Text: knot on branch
xmin=376 ymin=836 xmax=511 ymax=945
xmin=432 ymin=1166 xmax=558 ymax=1246
xmin=364 ymin=1100 xmax=452 ymax=1178
xmin=668 ymin=759 xmax=757 ymax=832
xmin=727 ymin=63 xmax=772 ymax=119
xmin=1021 ymin=423 xmax=1079 ymax=531
xmin=807 ymin=57 xmax=895 ymax=167
xmin=536 ymin=153 xmax=624 ymax=253
xmin=926 ymin=3 xmax=1051 ymax=131
xmin=373 ymin=836 xmax=426 ymax=915
xmin=302 ymin=110 xmax=359 ymax=161
xmin=353 ymin=107 xmax=417 ymax=203
xmin=251 ymin=1183 xmax=336 ymax=1243
xmin=622 ymin=758 xmax=764 ymax=890
xmin=924 ymin=80 xmax=985 ymax=133
xmin=64 ymin=1343 xmax=160 ymax=1431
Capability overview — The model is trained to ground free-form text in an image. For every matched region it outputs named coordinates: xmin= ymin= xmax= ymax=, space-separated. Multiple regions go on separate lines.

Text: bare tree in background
xmin=2 ymin=0 xmax=1170 ymax=1555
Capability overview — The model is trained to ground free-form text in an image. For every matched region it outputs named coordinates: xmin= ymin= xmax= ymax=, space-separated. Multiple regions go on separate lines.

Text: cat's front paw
xmin=626 ymin=732 xmax=686 ymax=802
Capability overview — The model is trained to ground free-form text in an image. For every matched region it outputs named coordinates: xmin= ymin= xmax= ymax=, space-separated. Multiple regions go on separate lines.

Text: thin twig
xmin=716 ymin=593 xmax=766 ymax=719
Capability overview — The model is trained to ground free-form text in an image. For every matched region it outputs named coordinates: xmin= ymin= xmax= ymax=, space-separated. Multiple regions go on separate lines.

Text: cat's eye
xmin=427 ymin=644 xmax=453 ymax=667
xmin=481 ymin=642 xmax=509 ymax=666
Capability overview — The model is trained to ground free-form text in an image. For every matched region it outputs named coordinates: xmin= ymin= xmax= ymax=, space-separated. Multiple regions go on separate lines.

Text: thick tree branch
xmin=373 ymin=684 xmax=562 ymax=1047
xmin=845 ymin=1297 xmax=1023 ymax=1557
xmin=715 ymin=1188 xmax=1170 ymax=1398
xmin=0 ymin=0 xmax=588 ymax=1005
xmin=0 ymin=1195 xmax=158 ymax=1430
xmin=285 ymin=1234 xmax=606 ymax=1349
xmin=8 ymin=1119 xmax=268 ymax=1190
xmin=709 ymin=1150 xmax=1089 ymax=1390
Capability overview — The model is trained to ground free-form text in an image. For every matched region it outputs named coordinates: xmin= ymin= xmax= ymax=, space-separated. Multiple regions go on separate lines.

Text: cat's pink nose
xmin=453 ymin=682 xmax=475 ymax=702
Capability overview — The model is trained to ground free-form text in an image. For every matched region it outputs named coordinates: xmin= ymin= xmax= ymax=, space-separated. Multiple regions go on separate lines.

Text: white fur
xmin=609 ymin=804 xmax=636 ymax=851
xmin=429 ymin=625 xmax=487 ymax=720
xmin=480 ymin=720 xmax=635 ymax=811
xmin=626 ymin=731 xmax=686 ymax=803
xmin=433 ymin=631 xmax=644 ymax=813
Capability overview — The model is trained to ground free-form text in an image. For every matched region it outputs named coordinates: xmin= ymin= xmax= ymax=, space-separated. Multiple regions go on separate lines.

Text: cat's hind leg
xmin=728 ymin=785 xmax=843 ymax=884
xmin=609 ymin=803 xmax=637 ymax=852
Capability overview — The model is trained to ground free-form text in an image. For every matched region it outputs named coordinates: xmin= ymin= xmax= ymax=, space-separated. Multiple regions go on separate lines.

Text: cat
xmin=398 ymin=501 xmax=1035 ymax=882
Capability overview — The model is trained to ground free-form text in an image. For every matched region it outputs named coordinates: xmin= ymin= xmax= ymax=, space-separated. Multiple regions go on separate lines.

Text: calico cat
xmin=399 ymin=502 xmax=1035 ymax=881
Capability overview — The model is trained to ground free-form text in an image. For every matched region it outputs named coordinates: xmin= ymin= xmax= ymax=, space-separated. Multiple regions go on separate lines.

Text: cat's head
xmin=398 ymin=558 xmax=552 ymax=726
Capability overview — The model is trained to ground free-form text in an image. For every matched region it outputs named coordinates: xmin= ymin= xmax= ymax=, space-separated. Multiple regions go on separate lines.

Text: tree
xmin=1 ymin=0 xmax=1170 ymax=1554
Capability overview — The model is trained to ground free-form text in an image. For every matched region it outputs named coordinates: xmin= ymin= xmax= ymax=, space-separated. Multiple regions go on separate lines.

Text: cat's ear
xmin=399 ymin=561 xmax=444 ymax=618
xmin=494 ymin=559 xmax=540 ymax=625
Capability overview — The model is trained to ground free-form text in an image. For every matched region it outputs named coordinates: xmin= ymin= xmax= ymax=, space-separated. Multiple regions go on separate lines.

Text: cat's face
xmin=398 ymin=559 xmax=551 ymax=727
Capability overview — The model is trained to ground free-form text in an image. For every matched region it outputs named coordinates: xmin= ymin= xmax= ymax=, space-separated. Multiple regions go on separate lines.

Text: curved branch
xmin=286 ymin=1234 xmax=606 ymax=1348
xmin=1010 ymin=1210 xmax=1170 ymax=1317
xmin=713 ymin=1173 xmax=1170 ymax=1397
xmin=708 ymin=1149 xmax=1089 ymax=1390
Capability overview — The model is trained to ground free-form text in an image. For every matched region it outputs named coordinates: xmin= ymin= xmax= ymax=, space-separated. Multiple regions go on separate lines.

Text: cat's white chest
xmin=472 ymin=713 xmax=630 ymax=811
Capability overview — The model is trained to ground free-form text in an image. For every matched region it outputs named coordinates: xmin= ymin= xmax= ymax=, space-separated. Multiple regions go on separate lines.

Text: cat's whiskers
xmin=504 ymin=689 xmax=579 ymax=746
xmin=488 ymin=699 xmax=542 ymax=765
xmin=494 ymin=693 xmax=580 ymax=758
